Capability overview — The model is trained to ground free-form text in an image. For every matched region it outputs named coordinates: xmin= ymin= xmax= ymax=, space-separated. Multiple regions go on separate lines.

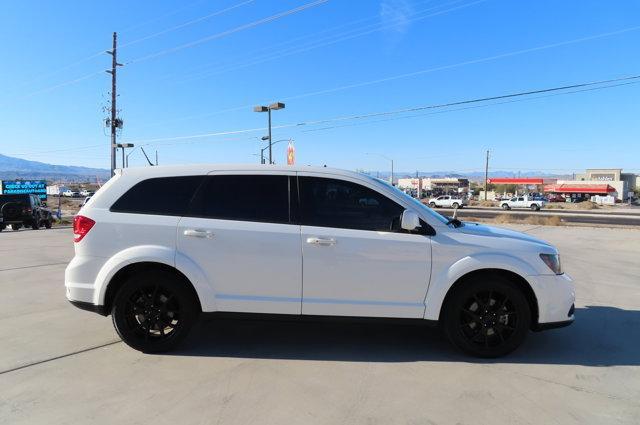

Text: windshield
xmin=370 ymin=177 xmax=450 ymax=225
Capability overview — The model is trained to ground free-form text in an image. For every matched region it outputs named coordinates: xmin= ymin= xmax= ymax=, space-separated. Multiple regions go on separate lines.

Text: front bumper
xmin=527 ymin=272 xmax=575 ymax=327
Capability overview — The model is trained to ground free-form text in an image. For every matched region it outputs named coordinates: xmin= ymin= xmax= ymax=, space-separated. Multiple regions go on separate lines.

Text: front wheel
xmin=530 ymin=204 xmax=540 ymax=211
xmin=442 ymin=276 xmax=531 ymax=357
xmin=31 ymin=220 xmax=40 ymax=230
xmin=429 ymin=202 xmax=436 ymax=208
xmin=11 ymin=224 xmax=21 ymax=231
xmin=44 ymin=218 xmax=53 ymax=229
xmin=501 ymin=204 xmax=510 ymax=210
xmin=112 ymin=271 xmax=200 ymax=353
xmin=452 ymin=203 xmax=459 ymax=209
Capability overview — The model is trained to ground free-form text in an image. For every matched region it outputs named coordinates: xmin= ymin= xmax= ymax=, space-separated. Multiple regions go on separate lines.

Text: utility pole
xmin=484 ymin=149 xmax=490 ymax=200
xmin=106 ymin=32 xmax=123 ymax=177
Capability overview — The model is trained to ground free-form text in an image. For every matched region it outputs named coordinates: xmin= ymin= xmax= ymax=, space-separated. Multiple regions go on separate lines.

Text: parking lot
xmin=1 ymin=225 xmax=639 ymax=425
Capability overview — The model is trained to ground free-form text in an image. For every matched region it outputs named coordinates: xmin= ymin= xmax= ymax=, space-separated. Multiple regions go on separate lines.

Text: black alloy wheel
xmin=443 ymin=276 xmax=531 ymax=357
xmin=112 ymin=272 xmax=199 ymax=353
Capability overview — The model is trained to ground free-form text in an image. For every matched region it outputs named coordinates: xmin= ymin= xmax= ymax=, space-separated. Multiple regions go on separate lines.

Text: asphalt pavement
xmin=1 ymin=226 xmax=639 ymax=425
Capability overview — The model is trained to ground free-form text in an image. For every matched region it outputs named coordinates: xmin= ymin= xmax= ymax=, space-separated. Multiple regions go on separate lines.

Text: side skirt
xmin=201 ymin=311 xmax=439 ymax=327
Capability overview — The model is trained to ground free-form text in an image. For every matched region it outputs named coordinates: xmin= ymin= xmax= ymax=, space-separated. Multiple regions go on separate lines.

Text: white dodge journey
xmin=66 ymin=165 xmax=575 ymax=357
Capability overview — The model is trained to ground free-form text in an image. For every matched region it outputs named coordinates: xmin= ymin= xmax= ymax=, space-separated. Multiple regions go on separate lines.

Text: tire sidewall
xmin=442 ymin=276 xmax=531 ymax=358
xmin=112 ymin=271 xmax=199 ymax=353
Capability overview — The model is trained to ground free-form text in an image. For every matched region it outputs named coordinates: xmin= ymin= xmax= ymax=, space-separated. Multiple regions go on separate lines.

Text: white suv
xmin=66 ymin=165 xmax=574 ymax=357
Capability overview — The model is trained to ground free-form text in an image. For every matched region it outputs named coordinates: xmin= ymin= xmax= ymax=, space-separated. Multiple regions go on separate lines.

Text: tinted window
xmin=111 ymin=176 xmax=204 ymax=216
xmin=189 ymin=175 xmax=290 ymax=224
xmin=299 ymin=177 xmax=404 ymax=231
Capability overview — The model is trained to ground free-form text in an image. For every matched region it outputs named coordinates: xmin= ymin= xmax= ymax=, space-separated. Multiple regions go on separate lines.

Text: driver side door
xmin=299 ymin=174 xmax=432 ymax=318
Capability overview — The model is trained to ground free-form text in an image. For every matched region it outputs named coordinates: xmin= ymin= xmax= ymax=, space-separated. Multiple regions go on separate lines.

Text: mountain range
xmin=0 ymin=154 xmax=110 ymax=182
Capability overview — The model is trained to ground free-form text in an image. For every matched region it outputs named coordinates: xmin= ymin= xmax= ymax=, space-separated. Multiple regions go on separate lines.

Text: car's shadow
xmin=171 ymin=306 xmax=639 ymax=366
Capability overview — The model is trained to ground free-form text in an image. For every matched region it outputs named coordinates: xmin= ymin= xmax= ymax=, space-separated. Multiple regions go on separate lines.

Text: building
xmin=397 ymin=177 xmax=469 ymax=195
xmin=548 ymin=169 xmax=638 ymax=201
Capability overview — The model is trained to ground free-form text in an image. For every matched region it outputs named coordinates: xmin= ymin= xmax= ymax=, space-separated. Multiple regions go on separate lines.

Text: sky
xmin=0 ymin=0 xmax=639 ymax=175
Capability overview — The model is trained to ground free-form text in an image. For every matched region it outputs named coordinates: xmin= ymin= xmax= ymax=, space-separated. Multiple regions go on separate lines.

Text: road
xmin=434 ymin=207 xmax=640 ymax=226
xmin=1 ymin=226 xmax=639 ymax=424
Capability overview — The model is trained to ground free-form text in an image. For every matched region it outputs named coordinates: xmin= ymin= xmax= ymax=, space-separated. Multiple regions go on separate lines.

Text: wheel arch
xmin=103 ymin=262 xmax=202 ymax=316
xmin=437 ymin=268 xmax=539 ymax=329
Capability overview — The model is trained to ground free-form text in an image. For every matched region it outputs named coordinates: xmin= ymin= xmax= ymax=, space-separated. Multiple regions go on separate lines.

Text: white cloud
xmin=379 ymin=0 xmax=415 ymax=35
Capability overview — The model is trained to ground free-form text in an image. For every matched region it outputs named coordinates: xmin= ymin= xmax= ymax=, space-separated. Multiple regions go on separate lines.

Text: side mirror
xmin=401 ymin=210 xmax=421 ymax=231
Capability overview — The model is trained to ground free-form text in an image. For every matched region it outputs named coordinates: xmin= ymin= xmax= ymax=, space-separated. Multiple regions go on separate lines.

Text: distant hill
xmin=0 ymin=154 xmax=110 ymax=182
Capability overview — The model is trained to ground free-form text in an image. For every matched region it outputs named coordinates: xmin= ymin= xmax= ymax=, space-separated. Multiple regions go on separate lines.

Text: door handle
xmin=306 ymin=237 xmax=336 ymax=246
xmin=183 ymin=229 xmax=213 ymax=238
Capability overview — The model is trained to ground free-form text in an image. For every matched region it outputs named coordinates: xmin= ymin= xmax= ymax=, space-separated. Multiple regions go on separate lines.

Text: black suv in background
xmin=0 ymin=194 xmax=53 ymax=231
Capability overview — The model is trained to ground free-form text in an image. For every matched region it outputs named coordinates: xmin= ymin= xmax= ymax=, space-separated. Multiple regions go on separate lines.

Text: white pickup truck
xmin=428 ymin=195 xmax=467 ymax=209
xmin=500 ymin=195 xmax=545 ymax=211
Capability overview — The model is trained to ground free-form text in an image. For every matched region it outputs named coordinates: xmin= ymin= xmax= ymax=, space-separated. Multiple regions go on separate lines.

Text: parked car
xmin=79 ymin=189 xmax=94 ymax=197
xmin=0 ymin=194 xmax=53 ymax=230
xmin=66 ymin=165 xmax=574 ymax=357
xmin=500 ymin=195 xmax=546 ymax=211
xmin=427 ymin=195 xmax=467 ymax=209
xmin=547 ymin=194 xmax=566 ymax=203
xmin=62 ymin=190 xmax=80 ymax=198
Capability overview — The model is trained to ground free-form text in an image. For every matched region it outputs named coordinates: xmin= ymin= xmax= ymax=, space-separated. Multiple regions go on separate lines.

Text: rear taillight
xmin=73 ymin=215 xmax=95 ymax=243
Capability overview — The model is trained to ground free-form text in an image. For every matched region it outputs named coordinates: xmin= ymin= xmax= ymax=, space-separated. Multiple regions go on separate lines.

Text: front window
xmin=298 ymin=177 xmax=404 ymax=231
xmin=377 ymin=178 xmax=450 ymax=225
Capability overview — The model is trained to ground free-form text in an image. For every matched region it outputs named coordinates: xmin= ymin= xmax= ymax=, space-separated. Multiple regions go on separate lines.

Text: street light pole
xmin=116 ymin=143 xmax=134 ymax=169
xmin=254 ymin=102 xmax=285 ymax=165
xmin=268 ymin=108 xmax=272 ymax=165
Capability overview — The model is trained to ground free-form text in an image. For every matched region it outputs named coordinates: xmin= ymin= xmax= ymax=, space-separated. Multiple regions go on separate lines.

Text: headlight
xmin=540 ymin=253 xmax=562 ymax=275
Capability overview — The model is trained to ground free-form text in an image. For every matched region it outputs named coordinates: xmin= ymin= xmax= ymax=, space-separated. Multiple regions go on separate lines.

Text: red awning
xmin=544 ymin=184 xmax=616 ymax=194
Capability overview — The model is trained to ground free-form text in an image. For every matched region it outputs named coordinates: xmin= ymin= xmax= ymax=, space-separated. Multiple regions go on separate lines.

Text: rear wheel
xmin=442 ymin=276 xmax=531 ymax=357
xmin=31 ymin=220 xmax=40 ymax=230
xmin=112 ymin=271 xmax=199 ymax=353
xmin=501 ymin=204 xmax=510 ymax=210
xmin=530 ymin=204 xmax=540 ymax=211
xmin=428 ymin=202 xmax=436 ymax=208
xmin=452 ymin=202 xmax=459 ymax=209
xmin=11 ymin=224 xmax=21 ymax=231
xmin=44 ymin=218 xmax=53 ymax=229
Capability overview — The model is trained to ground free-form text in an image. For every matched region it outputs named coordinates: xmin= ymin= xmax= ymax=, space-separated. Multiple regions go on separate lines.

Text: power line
xmin=119 ymin=0 xmax=256 ymax=49
xmin=125 ymin=0 xmax=330 ymax=65
xmin=1 ymin=0 xmax=254 ymax=98
xmin=170 ymin=0 xmax=478 ymax=84
xmin=299 ymin=80 xmax=640 ymax=133
xmin=119 ymin=74 xmax=640 ymax=145
xmin=134 ymin=24 xmax=640 ymax=130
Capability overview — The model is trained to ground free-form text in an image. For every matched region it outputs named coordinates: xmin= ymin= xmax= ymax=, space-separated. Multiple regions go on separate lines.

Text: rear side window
xmin=298 ymin=177 xmax=404 ymax=231
xmin=111 ymin=176 xmax=204 ymax=216
xmin=188 ymin=175 xmax=290 ymax=224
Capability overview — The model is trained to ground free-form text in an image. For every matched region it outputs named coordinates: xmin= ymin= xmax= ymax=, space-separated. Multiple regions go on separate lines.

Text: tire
xmin=452 ymin=203 xmax=459 ymax=209
xmin=31 ymin=220 xmax=40 ymax=230
xmin=44 ymin=218 xmax=53 ymax=229
xmin=442 ymin=275 xmax=531 ymax=358
xmin=429 ymin=202 xmax=436 ymax=208
xmin=501 ymin=204 xmax=510 ymax=210
xmin=530 ymin=204 xmax=540 ymax=211
xmin=111 ymin=271 xmax=200 ymax=353
xmin=11 ymin=224 xmax=21 ymax=231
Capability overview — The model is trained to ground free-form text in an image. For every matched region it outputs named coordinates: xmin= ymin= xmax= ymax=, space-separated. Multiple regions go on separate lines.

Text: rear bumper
xmin=69 ymin=300 xmax=108 ymax=316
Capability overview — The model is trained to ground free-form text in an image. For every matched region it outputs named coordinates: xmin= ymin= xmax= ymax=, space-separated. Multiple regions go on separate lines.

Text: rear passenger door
xmin=177 ymin=172 xmax=302 ymax=315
